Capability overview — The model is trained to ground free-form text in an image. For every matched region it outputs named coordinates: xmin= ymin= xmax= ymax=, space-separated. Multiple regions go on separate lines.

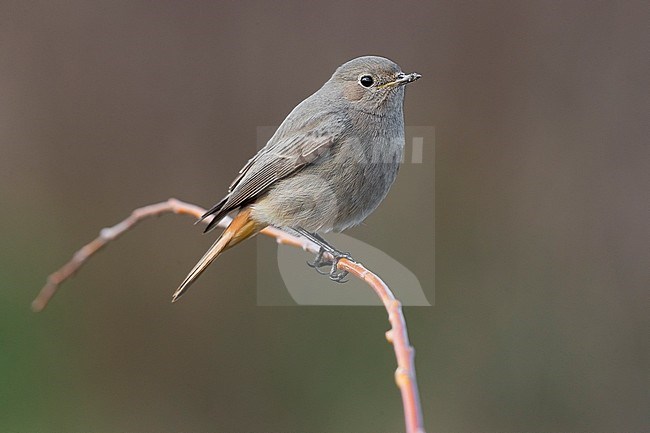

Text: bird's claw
xmin=328 ymin=262 xmax=349 ymax=283
xmin=307 ymin=247 xmax=332 ymax=269
xmin=307 ymin=247 xmax=352 ymax=283
xmin=307 ymin=261 xmax=331 ymax=275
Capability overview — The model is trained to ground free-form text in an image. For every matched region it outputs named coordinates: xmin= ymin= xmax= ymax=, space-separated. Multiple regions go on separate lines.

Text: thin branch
xmin=32 ymin=198 xmax=426 ymax=433
xmin=31 ymin=199 xmax=214 ymax=312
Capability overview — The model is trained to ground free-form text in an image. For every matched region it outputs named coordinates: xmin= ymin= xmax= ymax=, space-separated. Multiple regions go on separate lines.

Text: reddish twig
xmin=31 ymin=199 xmax=212 ymax=312
xmin=32 ymin=198 xmax=426 ymax=433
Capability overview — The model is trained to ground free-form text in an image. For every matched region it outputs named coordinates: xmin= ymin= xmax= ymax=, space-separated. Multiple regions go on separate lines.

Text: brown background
xmin=1 ymin=1 xmax=648 ymax=432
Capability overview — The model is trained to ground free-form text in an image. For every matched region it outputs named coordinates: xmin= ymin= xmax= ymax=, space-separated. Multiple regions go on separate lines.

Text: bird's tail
xmin=172 ymin=207 xmax=263 ymax=302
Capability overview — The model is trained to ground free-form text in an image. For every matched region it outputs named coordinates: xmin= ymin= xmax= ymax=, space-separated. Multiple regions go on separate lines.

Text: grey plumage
xmin=202 ymin=56 xmax=418 ymax=232
xmin=175 ymin=55 xmax=420 ymax=301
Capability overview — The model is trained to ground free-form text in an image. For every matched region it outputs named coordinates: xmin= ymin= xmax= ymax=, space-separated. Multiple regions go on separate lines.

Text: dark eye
xmin=359 ymin=75 xmax=374 ymax=87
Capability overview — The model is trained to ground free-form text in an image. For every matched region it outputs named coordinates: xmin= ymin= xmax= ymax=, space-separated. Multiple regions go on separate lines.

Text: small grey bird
xmin=173 ymin=55 xmax=420 ymax=301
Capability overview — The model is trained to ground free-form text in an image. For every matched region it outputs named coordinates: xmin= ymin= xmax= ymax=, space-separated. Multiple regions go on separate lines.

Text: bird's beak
xmin=378 ymin=72 xmax=422 ymax=89
xmin=395 ymin=72 xmax=422 ymax=85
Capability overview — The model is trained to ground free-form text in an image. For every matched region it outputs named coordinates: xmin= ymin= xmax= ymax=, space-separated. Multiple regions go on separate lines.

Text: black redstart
xmin=173 ymin=55 xmax=420 ymax=301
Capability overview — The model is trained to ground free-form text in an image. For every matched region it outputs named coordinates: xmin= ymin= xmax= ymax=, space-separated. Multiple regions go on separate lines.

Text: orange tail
xmin=172 ymin=207 xmax=263 ymax=302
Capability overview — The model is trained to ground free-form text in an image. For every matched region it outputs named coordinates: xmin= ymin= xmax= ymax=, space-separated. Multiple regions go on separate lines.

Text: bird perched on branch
xmin=173 ymin=55 xmax=420 ymax=302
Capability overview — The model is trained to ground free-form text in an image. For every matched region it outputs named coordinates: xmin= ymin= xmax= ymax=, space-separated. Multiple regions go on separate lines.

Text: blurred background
xmin=1 ymin=1 xmax=648 ymax=432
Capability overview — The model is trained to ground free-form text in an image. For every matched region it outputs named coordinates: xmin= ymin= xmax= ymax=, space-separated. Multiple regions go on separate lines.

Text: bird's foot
xmin=307 ymin=247 xmax=352 ymax=283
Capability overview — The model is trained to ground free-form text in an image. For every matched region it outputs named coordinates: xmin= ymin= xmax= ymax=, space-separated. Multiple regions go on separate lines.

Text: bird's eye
xmin=359 ymin=75 xmax=374 ymax=87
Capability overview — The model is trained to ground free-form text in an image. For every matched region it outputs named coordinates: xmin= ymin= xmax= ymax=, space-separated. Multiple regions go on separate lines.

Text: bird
xmin=172 ymin=55 xmax=420 ymax=302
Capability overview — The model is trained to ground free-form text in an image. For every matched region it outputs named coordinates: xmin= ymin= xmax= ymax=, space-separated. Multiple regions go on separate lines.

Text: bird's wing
xmin=201 ymin=127 xmax=339 ymax=232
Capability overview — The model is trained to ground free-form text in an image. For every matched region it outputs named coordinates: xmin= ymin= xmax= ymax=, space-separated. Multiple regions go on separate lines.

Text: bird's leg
xmin=291 ymin=228 xmax=354 ymax=283
xmin=307 ymin=247 xmax=331 ymax=275
xmin=280 ymin=227 xmax=332 ymax=272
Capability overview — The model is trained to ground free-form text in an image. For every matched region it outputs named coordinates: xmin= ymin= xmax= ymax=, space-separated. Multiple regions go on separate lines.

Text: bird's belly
xmin=329 ymin=159 xmax=400 ymax=231
xmin=251 ymin=137 xmax=403 ymax=233
xmin=252 ymin=161 xmax=400 ymax=233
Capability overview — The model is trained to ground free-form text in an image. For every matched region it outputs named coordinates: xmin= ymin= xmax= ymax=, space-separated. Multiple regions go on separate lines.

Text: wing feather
xmin=200 ymin=96 xmax=347 ymax=233
xmin=201 ymin=132 xmax=336 ymax=233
